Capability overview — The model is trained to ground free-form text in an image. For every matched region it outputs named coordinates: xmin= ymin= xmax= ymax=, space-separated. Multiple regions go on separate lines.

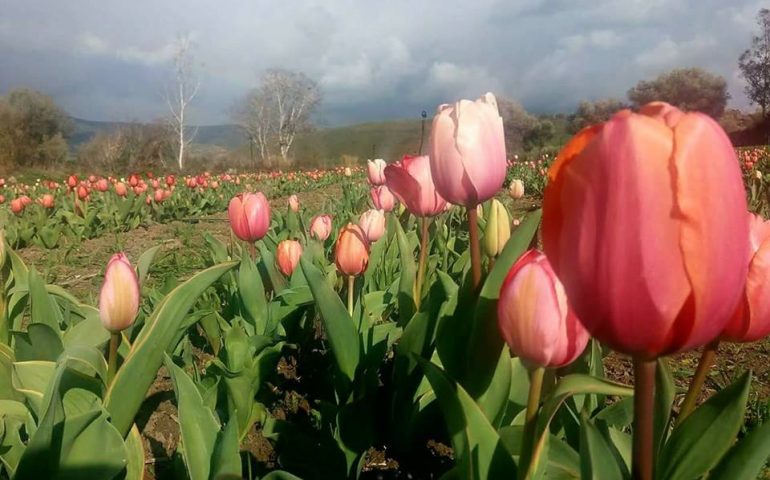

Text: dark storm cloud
xmin=0 ymin=0 xmax=765 ymax=125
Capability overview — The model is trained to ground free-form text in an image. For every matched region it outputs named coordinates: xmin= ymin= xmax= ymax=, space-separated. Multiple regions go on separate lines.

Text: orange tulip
xmin=335 ymin=224 xmax=369 ymax=276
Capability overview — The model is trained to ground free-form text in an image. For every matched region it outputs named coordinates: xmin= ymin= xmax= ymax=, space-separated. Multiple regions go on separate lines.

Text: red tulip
xmin=722 ymin=213 xmax=770 ymax=342
xmin=166 ymin=175 xmax=176 ymax=187
xmin=19 ymin=195 xmax=31 ymax=206
xmin=0 ymin=195 xmax=5 ymax=204
xmin=10 ymin=198 xmax=24 ymax=214
xmin=67 ymin=175 xmax=78 ymax=189
xmin=370 ymin=186 xmax=396 ymax=212
xmin=95 ymin=178 xmax=109 ymax=192
xmin=542 ymin=102 xmax=749 ymax=358
xmin=228 ymin=192 xmax=271 ymax=242
xmin=429 ymin=92 xmax=507 ymax=207
xmin=335 ymin=224 xmax=369 ymax=276
xmin=358 ymin=209 xmax=386 ymax=242
xmin=367 ymin=159 xmax=387 ymax=186
xmin=498 ymin=250 xmax=589 ymax=367
xmin=154 ymin=189 xmax=165 ymax=203
xmin=40 ymin=194 xmax=55 ymax=209
xmin=99 ymin=253 xmax=139 ymax=332
xmin=276 ymin=240 xmax=303 ymax=276
xmin=309 ymin=214 xmax=333 ymax=241
xmin=77 ymin=185 xmax=89 ymax=200
xmin=384 ymin=155 xmax=446 ymax=217
xmin=128 ymin=174 xmax=140 ymax=187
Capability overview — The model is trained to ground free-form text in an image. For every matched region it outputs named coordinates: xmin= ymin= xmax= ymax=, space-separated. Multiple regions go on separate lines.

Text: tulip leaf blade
xmin=300 ymin=255 xmax=360 ymax=390
xmin=708 ymin=416 xmax=770 ymax=480
xmin=238 ymin=254 xmax=268 ymax=333
xmin=579 ymin=413 xmax=626 ymax=480
xmin=136 ymin=245 xmax=162 ymax=286
xmin=416 ymin=356 xmax=517 ymax=479
xmin=104 ymin=261 xmax=237 ymax=437
xmin=393 ymin=215 xmax=417 ymax=326
xmin=657 ymin=371 xmax=751 ymax=480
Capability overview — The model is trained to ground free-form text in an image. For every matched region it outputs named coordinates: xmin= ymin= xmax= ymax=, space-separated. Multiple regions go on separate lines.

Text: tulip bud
xmin=429 ymin=92 xmax=507 ymax=207
xmin=497 ymin=250 xmax=589 ymax=368
xmin=40 ymin=194 xmax=55 ymax=209
xmin=509 ymin=179 xmax=525 ymax=199
xmin=99 ymin=253 xmax=140 ymax=332
xmin=288 ymin=194 xmax=300 ymax=212
xmin=358 ymin=209 xmax=386 ymax=242
xmin=276 ymin=240 xmax=303 ymax=277
xmin=335 ymin=224 xmax=369 ymax=276
xmin=367 ymin=159 xmax=387 ymax=186
xmin=483 ymin=199 xmax=511 ymax=258
xmin=228 ymin=192 xmax=271 ymax=242
xmin=115 ymin=182 xmax=128 ymax=197
xmin=10 ymin=198 xmax=24 ymax=215
xmin=756 ymin=171 xmax=763 ymax=181
xmin=309 ymin=214 xmax=333 ymax=241
xmin=344 ymin=167 xmax=352 ymax=177
xmin=384 ymin=155 xmax=447 ymax=217
xmin=370 ymin=186 xmax=396 ymax=212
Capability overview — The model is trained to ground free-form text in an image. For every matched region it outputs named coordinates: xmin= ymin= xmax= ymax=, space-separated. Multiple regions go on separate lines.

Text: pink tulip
xmin=166 ymin=175 xmax=176 ymax=187
xmin=67 ymin=175 xmax=78 ymax=189
xmin=99 ymin=253 xmax=140 ymax=332
xmin=429 ymin=92 xmax=507 ymax=207
xmin=335 ymin=224 xmax=369 ymax=276
xmin=309 ymin=214 xmax=333 ymax=241
xmin=367 ymin=159 xmax=387 ymax=186
xmin=115 ymin=182 xmax=128 ymax=197
xmin=276 ymin=240 xmax=303 ymax=276
xmin=498 ymin=250 xmax=589 ymax=367
xmin=154 ymin=189 xmax=165 ymax=203
xmin=358 ymin=209 xmax=386 ymax=242
xmin=542 ymin=102 xmax=749 ymax=358
xmin=95 ymin=178 xmax=109 ymax=192
xmin=722 ymin=213 xmax=770 ymax=342
xmin=288 ymin=194 xmax=300 ymax=212
xmin=0 ymin=195 xmax=5 ymax=204
xmin=228 ymin=192 xmax=271 ymax=242
xmin=370 ymin=186 xmax=396 ymax=212
xmin=384 ymin=155 xmax=447 ymax=217
xmin=77 ymin=185 xmax=89 ymax=200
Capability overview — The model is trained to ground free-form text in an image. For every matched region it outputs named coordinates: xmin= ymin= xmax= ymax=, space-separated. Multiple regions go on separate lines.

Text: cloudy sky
xmin=0 ymin=0 xmax=765 ymax=126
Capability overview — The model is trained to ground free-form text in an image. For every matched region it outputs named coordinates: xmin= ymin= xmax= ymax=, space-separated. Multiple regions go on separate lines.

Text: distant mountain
xmin=68 ymin=117 xmax=430 ymax=162
xmin=68 ymin=117 xmax=245 ymax=149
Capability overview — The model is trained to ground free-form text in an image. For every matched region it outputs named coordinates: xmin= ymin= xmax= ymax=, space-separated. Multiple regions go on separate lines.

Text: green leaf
xmin=393 ymin=217 xmax=417 ymax=326
xmin=136 ymin=245 xmax=162 ymax=285
xmin=28 ymin=268 xmax=62 ymax=331
xmin=579 ymin=413 xmax=625 ymax=480
xmin=124 ymin=425 xmax=146 ymax=480
xmin=238 ymin=255 xmax=268 ymax=333
xmin=709 ymin=418 xmax=770 ymax=480
xmin=62 ymin=306 xmax=110 ymax=350
xmin=416 ymin=357 xmax=517 ymax=479
xmin=105 ymin=261 xmax=237 ymax=436
xmin=261 ymin=471 xmax=303 ymax=480
xmin=300 ymin=256 xmax=360 ymax=390
xmin=657 ymin=371 xmax=751 ymax=480
xmin=258 ymin=242 xmax=288 ymax=294
xmin=165 ymin=355 xmax=220 ymax=480
xmin=210 ymin=418 xmax=241 ymax=480
xmin=654 ymin=358 xmax=676 ymax=456
xmin=13 ymin=323 xmax=63 ymax=362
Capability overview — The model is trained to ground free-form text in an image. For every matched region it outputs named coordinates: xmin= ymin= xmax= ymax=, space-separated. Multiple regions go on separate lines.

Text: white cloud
xmin=76 ymin=32 xmax=177 ymax=66
xmin=634 ymin=35 xmax=717 ymax=69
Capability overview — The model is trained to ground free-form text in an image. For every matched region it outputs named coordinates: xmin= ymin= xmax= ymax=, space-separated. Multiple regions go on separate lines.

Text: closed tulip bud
xmin=367 ymin=159 xmax=387 ymax=186
xmin=384 ymin=155 xmax=447 ymax=217
xmin=335 ymin=224 xmax=369 ymax=276
xmin=358 ymin=209 xmax=386 ymax=242
xmin=509 ymin=179 xmax=525 ymax=199
xmin=99 ymin=253 xmax=140 ymax=333
xmin=95 ymin=178 xmax=109 ymax=192
xmin=228 ymin=192 xmax=271 ymax=242
xmin=344 ymin=167 xmax=352 ymax=177
xmin=370 ymin=186 xmax=396 ymax=212
xmin=288 ymin=194 xmax=300 ymax=212
xmin=10 ymin=198 xmax=24 ymax=214
xmin=77 ymin=185 xmax=89 ymax=200
xmin=309 ymin=214 xmax=333 ymax=241
xmin=154 ymin=189 xmax=164 ymax=203
xmin=429 ymin=92 xmax=507 ymax=207
xmin=115 ymin=182 xmax=128 ymax=197
xmin=40 ymin=194 xmax=55 ymax=209
xmin=543 ymin=102 xmax=749 ymax=357
xmin=498 ymin=250 xmax=589 ymax=368
xmin=67 ymin=175 xmax=78 ymax=189
xmin=722 ymin=213 xmax=770 ymax=342
xmin=276 ymin=240 xmax=303 ymax=277
xmin=166 ymin=175 xmax=176 ymax=187
xmin=128 ymin=174 xmax=139 ymax=187
xmin=483 ymin=199 xmax=511 ymax=258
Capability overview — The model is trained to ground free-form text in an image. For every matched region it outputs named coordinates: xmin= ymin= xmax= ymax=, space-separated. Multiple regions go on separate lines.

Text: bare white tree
xmin=232 ymin=69 xmax=320 ymax=166
xmin=165 ymin=34 xmax=199 ymax=170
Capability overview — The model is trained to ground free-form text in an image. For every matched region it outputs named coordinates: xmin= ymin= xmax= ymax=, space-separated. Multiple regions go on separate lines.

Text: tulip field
xmin=2 ymin=98 xmax=770 ymax=480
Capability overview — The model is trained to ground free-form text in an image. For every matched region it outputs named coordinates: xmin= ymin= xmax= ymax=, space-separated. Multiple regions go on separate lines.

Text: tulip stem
xmin=347 ymin=275 xmax=355 ymax=317
xmin=248 ymin=242 xmax=257 ymax=261
xmin=632 ymin=358 xmax=656 ymax=480
xmin=467 ymin=207 xmax=482 ymax=290
xmin=107 ymin=332 xmax=120 ymax=385
xmin=676 ymin=341 xmax=719 ymax=427
xmin=520 ymin=366 xmax=545 ymax=479
xmin=415 ymin=217 xmax=430 ymax=310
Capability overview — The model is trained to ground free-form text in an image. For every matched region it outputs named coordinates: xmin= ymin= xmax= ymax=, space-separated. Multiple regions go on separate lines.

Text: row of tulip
xmin=0 ymin=168 xmax=352 ymax=249
xmin=2 ymin=95 xmax=770 ymax=480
